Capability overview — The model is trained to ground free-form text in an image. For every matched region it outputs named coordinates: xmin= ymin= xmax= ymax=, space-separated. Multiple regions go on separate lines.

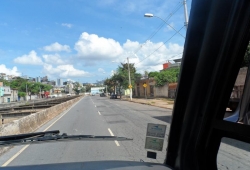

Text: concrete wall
xmin=154 ymin=83 xmax=169 ymax=97
xmin=0 ymin=96 xmax=82 ymax=155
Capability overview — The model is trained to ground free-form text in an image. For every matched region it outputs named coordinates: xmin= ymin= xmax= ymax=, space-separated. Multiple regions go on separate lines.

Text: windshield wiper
xmin=0 ymin=130 xmax=133 ymax=147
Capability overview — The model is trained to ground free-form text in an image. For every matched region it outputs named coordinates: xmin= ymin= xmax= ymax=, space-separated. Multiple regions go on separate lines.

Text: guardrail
xmin=0 ymin=96 xmax=78 ymax=109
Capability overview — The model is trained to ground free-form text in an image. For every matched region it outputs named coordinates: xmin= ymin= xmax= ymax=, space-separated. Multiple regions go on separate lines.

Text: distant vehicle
xmin=110 ymin=94 xmax=117 ymax=99
xmin=66 ymin=94 xmax=71 ymax=97
xmin=91 ymin=93 xmax=95 ymax=96
xmin=100 ymin=93 xmax=106 ymax=97
xmin=48 ymin=94 xmax=57 ymax=98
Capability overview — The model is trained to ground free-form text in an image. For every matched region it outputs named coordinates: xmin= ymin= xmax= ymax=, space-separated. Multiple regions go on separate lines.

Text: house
xmin=0 ymin=86 xmax=18 ymax=103
xmin=134 ymin=77 xmax=169 ymax=98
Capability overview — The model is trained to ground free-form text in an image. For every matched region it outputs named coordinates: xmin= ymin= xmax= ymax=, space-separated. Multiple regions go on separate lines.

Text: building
xmin=91 ymin=87 xmax=105 ymax=94
xmin=65 ymin=83 xmax=74 ymax=94
xmin=57 ymin=79 xmax=62 ymax=87
xmin=41 ymin=76 xmax=48 ymax=82
xmin=36 ymin=77 xmax=41 ymax=83
xmin=27 ymin=77 xmax=35 ymax=82
xmin=162 ymin=58 xmax=182 ymax=71
xmin=0 ymin=73 xmax=7 ymax=80
xmin=0 ymin=86 xmax=18 ymax=103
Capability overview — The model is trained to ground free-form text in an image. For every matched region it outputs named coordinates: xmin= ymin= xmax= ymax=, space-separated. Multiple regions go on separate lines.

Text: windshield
xmin=1 ymin=0 xmax=249 ymax=169
xmin=0 ymin=0 xmax=190 ymax=167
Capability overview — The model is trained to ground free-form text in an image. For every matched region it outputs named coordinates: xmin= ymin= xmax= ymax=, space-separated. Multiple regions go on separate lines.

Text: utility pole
xmin=127 ymin=57 xmax=132 ymax=101
xmin=40 ymin=86 xmax=42 ymax=99
xmin=183 ymin=0 xmax=189 ymax=30
xmin=26 ymin=83 xmax=28 ymax=101
xmin=106 ymin=85 xmax=107 ymax=96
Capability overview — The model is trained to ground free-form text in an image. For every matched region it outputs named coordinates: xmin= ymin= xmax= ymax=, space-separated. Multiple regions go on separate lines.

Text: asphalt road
xmin=0 ymin=95 xmax=172 ymax=167
xmin=0 ymin=95 xmax=249 ymax=169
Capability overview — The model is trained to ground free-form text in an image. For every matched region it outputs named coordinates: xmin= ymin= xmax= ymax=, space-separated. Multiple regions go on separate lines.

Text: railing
xmin=0 ymin=96 xmax=73 ymax=109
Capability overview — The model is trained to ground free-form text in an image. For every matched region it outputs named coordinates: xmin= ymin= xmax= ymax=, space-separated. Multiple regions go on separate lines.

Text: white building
xmin=0 ymin=86 xmax=18 ymax=103
xmin=91 ymin=87 xmax=105 ymax=94
xmin=36 ymin=77 xmax=41 ymax=83
xmin=57 ymin=79 xmax=62 ymax=87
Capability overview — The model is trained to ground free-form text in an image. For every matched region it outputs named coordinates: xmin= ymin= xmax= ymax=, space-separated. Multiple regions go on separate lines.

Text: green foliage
xmin=241 ymin=41 xmax=250 ymax=67
xmin=1 ymin=77 xmax=52 ymax=97
xmin=148 ymin=71 xmax=159 ymax=78
xmin=153 ymin=68 xmax=180 ymax=87
xmin=73 ymin=82 xmax=81 ymax=94
xmin=104 ymin=63 xmax=141 ymax=93
xmin=85 ymin=84 xmax=92 ymax=92
xmin=18 ymin=92 xmax=26 ymax=97
xmin=0 ymin=79 xmax=10 ymax=86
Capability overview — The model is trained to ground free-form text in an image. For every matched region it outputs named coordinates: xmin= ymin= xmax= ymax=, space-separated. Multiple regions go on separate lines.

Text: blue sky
xmin=0 ymin=0 xmax=191 ymax=83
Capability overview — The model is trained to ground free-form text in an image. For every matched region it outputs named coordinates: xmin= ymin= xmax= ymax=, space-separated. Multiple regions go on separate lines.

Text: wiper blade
xmin=0 ymin=130 xmax=60 ymax=141
xmin=0 ymin=130 xmax=133 ymax=147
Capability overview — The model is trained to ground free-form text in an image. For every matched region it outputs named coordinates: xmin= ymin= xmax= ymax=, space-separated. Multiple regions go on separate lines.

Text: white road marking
xmin=108 ymin=128 xmax=120 ymax=146
xmin=95 ymin=105 xmax=96 ymax=107
xmin=1 ymin=145 xmax=29 ymax=167
xmin=98 ymin=111 xmax=101 ymax=115
xmin=1 ymin=97 xmax=83 ymax=167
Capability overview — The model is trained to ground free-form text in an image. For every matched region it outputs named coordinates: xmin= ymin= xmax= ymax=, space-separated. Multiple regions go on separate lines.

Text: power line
xmin=135 ymin=26 xmax=185 ymax=66
xmin=135 ymin=53 xmax=183 ymax=71
xmin=133 ymin=2 xmax=184 ymax=54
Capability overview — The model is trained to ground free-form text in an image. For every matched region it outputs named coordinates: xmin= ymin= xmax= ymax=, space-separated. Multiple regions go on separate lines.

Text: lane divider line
xmin=108 ymin=128 xmax=120 ymax=146
xmin=98 ymin=111 xmax=101 ymax=115
xmin=95 ymin=105 xmax=96 ymax=107
xmin=1 ymin=145 xmax=29 ymax=167
xmin=1 ymin=97 xmax=83 ymax=167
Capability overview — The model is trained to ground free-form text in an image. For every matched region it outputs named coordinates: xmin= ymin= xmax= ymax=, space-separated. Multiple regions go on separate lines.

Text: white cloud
xmin=0 ymin=64 xmax=21 ymax=76
xmin=121 ymin=40 xmax=183 ymax=73
xmin=43 ymin=42 xmax=71 ymax=52
xmin=42 ymin=54 xmax=65 ymax=65
xmin=43 ymin=64 xmax=90 ymax=78
xmin=13 ymin=50 xmax=43 ymax=65
xmin=98 ymin=68 xmax=105 ymax=73
xmin=61 ymin=23 xmax=73 ymax=28
xmin=74 ymin=32 xmax=123 ymax=60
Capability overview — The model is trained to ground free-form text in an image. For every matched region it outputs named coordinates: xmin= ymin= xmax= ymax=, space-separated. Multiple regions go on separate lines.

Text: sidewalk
xmin=121 ymin=97 xmax=174 ymax=109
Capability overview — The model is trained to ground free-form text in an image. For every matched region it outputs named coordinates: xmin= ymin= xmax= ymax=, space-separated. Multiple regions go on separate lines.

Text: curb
xmin=124 ymin=99 xmax=173 ymax=110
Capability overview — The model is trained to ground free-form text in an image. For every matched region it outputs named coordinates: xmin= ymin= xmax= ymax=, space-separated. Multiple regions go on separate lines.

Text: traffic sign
xmin=143 ymin=83 xmax=147 ymax=88
xmin=145 ymin=137 xmax=164 ymax=151
xmin=128 ymin=85 xmax=132 ymax=89
xmin=146 ymin=123 xmax=167 ymax=138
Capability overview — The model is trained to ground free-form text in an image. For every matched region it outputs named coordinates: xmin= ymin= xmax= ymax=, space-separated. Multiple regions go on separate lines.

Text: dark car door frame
xmin=165 ymin=0 xmax=250 ymax=170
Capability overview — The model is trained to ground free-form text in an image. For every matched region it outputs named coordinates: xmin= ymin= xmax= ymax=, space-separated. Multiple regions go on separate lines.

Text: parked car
xmin=110 ymin=94 xmax=117 ymax=99
xmin=100 ymin=93 xmax=106 ymax=97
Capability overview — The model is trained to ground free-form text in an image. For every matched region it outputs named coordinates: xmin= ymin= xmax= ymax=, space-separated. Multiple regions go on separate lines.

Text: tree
xmin=0 ymin=79 xmax=10 ymax=86
xmin=151 ymin=68 xmax=180 ymax=87
xmin=144 ymin=71 xmax=149 ymax=78
xmin=73 ymin=82 xmax=81 ymax=95
xmin=85 ymin=84 xmax=92 ymax=92
xmin=148 ymin=71 xmax=159 ymax=78
xmin=241 ymin=41 xmax=250 ymax=67
xmin=104 ymin=63 xmax=142 ymax=94
xmin=18 ymin=92 xmax=26 ymax=97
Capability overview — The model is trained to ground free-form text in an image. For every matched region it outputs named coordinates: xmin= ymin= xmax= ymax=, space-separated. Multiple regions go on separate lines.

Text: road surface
xmin=0 ymin=95 xmax=172 ymax=167
xmin=0 ymin=95 xmax=249 ymax=169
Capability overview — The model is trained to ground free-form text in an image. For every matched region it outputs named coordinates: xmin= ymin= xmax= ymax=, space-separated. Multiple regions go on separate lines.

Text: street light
xmin=144 ymin=13 xmax=185 ymax=39
xmin=145 ymin=0 xmax=189 ymax=30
